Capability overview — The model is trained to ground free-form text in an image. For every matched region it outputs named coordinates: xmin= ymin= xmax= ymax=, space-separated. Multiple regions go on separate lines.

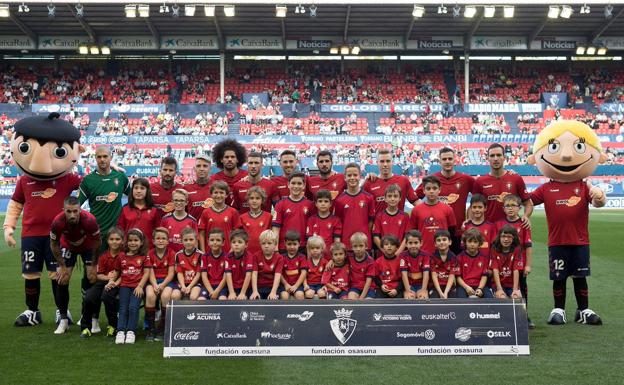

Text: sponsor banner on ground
xmin=160 ymin=36 xmax=219 ymax=50
xmin=226 ymin=36 xmax=283 ymax=50
xmin=0 ymin=36 xmax=36 ymax=50
xmin=320 ymin=103 xmax=446 ymax=113
xmin=163 ymin=299 xmax=530 ymax=357
xmin=465 ymin=103 xmax=543 ymax=113
xmin=471 ymin=36 xmax=527 ymax=50
xmin=99 ymin=36 xmax=158 ymax=50
xmin=31 ymin=103 xmax=166 ymax=114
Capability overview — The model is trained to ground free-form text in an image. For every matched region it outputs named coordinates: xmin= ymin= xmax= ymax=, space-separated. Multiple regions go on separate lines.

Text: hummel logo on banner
xmin=330 ymin=308 xmax=357 ymax=345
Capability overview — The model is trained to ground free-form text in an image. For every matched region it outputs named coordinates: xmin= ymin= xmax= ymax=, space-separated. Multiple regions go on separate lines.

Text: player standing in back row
xmin=364 ymin=148 xmax=418 ymax=214
xmin=472 ymin=143 xmax=532 ymax=224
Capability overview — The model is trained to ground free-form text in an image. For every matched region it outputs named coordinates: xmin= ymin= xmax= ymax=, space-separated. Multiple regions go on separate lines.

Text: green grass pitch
xmin=0 ymin=211 xmax=623 ymax=385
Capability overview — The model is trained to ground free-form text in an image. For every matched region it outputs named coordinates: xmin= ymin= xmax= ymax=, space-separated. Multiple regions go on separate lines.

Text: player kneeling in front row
xmin=50 ymin=196 xmax=102 ymax=334
xmin=80 ymin=227 xmax=123 ymax=339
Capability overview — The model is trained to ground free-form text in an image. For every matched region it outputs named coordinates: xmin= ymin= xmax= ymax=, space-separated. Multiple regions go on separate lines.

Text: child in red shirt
xmin=303 ymin=236 xmax=327 ymax=299
xmin=225 ymin=230 xmax=254 ymax=300
xmin=199 ymin=229 xmax=228 ymax=300
xmin=322 ymin=242 xmax=351 ymax=299
xmin=250 ymin=230 xmax=283 ymax=300
xmin=280 ymin=231 xmax=308 ymax=300
xmin=115 ymin=228 xmax=151 ymax=345
xmin=80 ymin=227 xmax=124 ymax=339
xmin=145 ymin=227 xmax=175 ymax=340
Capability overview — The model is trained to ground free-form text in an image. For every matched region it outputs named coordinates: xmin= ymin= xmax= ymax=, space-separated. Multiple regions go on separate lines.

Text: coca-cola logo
xmin=174 ymin=331 xmax=200 ymax=341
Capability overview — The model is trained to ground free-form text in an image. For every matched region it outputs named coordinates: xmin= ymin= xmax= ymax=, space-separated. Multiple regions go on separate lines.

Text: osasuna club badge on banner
xmin=330 ymin=308 xmax=357 ymax=345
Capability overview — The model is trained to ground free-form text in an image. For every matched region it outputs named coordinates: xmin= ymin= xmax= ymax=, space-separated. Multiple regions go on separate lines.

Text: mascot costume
xmin=528 ymin=120 xmax=607 ymax=325
xmin=4 ymin=113 xmax=83 ymax=327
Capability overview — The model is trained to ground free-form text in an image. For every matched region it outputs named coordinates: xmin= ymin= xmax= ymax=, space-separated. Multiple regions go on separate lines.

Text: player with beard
xmin=363 ymin=148 xmax=418 ymax=214
xmin=306 ymin=150 xmax=346 ymax=201
xmin=472 ymin=143 xmax=532 ymax=224
xmin=416 ymin=147 xmax=474 ymax=254
xmin=49 ymin=196 xmax=102 ymax=334
xmin=185 ymin=154 xmax=213 ymax=220
xmin=210 ymin=139 xmax=248 ymax=206
xmin=272 ymin=150 xmax=302 ymax=199
xmin=150 ymin=157 xmax=180 ymax=215
xmin=232 ymin=152 xmax=279 ymax=213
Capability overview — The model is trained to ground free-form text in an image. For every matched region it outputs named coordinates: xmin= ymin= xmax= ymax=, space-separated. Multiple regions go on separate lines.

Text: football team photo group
xmin=1 ymin=1 xmax=623 ymax=382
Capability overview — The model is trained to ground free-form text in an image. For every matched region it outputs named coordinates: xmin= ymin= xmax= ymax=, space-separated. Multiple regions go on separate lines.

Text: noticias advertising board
xmin=163 ymin=299 xmax=529 ymax=357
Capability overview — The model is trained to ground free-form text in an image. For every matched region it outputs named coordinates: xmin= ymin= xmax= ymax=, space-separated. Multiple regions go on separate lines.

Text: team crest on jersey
xmin=455 ymin=182 xmax=462 ymax=190
xmin=359 ymin=201 xmax=365 ymax=208
xmin=574 ymin=187 xmax=580 ymax=195
xmin=303 ymin=207 xmax=309 ymax=214
xmin=506 ymin=182 xmax=513 ymax=190
xmin=114 ymin=179 xmax=119 ymax=186
xmin=224 ymin=216 xmax=229 ymax=222
xmin=330 ymin=308 xmax=357 ymax=345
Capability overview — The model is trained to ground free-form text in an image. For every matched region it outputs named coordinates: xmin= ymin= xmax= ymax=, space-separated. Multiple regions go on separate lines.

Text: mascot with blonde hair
xmin=528 ymin=120 xmax=607 ymax=325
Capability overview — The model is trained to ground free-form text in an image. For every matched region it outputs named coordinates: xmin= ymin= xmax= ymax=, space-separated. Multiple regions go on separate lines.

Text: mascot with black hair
xmin=4 ymin=113 xmax=83 ymax=327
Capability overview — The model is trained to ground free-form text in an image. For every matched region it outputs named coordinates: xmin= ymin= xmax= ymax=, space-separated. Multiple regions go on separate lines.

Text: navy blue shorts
xmin=60 ymin=248 xmax=93 ymax=269
xmin=306 ymin=284 xmax=323 ymax=292
xmin=348 ymin=287 xmax=377 ymax=298
xmin=410 ymin=284 xmax=423 ymax=292
xmin=548 ymin=245 xmax=590 ymax=280
xmin=21 ymin=236 xmax=56 ymax=274
xmin=168 ymin=281 xmax=180 ymax=290
xmin=257 ymin=287 xmax=276 ymax=299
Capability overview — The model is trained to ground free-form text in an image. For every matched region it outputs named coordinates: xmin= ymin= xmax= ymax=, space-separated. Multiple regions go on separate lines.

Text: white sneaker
xmin=115 ymin=331 xmax=126 ymax=344
xmin=54 ymin=319 xmax=69 ymax=334
xmin=125 ymin=331 xmax=136 ymax=344
xmin=56 ymin=309 xmax=74 ymax=326
xmin=91 ymin=318 xmax=101 ymax=334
